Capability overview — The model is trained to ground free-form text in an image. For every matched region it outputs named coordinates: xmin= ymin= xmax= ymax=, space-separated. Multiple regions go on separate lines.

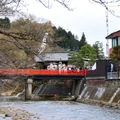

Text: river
xmin=0 ymin=101 xmax=120 ymax=120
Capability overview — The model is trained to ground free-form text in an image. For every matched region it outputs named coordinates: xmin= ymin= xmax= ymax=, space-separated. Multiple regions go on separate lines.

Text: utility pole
xmin=105 ymin=6 xmax=109 ymax=57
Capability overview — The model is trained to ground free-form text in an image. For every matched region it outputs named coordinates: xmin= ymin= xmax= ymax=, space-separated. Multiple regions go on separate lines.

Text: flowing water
xmin=0 ymin=101 xmax=120 ymax=120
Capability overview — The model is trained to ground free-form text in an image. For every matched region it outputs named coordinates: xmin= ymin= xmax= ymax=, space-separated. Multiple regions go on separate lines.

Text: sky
xmin=18 ymin=0 xmax=120 ymax=56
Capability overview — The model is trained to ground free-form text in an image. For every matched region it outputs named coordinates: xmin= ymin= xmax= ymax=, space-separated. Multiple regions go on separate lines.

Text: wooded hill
xmin=0 ymin=17 xmax=104 ymax=69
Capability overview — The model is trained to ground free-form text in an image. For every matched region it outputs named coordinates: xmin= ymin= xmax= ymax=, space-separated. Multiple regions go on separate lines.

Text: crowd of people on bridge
xmin=47 ymin=62 xmax=86 ymax=71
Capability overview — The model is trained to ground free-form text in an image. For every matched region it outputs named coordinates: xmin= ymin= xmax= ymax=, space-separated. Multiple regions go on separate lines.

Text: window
xmin=118 ymin=37 xmax=120 ymax=46
xmin=112 ymin=38 xmax=117 ymax=47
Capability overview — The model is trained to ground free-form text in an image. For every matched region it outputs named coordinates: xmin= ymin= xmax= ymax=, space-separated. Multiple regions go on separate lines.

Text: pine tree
xmin=79 ymin=32 xmax=87 ymax=49
xmin=0 ymin=17 xmax=10 ymax=29
xmin=93 ymin=41 xmax=104 ymax=60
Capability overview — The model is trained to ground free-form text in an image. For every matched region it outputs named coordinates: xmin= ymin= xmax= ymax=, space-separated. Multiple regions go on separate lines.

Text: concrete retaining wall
xmin=77 ymin=79 xmax=120 ymax=108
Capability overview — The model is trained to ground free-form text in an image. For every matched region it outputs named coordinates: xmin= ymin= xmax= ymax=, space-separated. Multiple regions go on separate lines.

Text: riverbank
xmin=0 ymin=101 xmax=120 ymax=120
xmin=0 ymin=98 xmax=120 ymax=120
xmin=77 ymin=98 xmax=120 ymax=109
xmin=0 ymin=106 xmax=40 ymax=120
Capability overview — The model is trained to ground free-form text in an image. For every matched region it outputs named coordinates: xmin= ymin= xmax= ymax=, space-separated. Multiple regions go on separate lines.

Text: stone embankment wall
xmin=77 ymin=78 xmax=120 ymax=108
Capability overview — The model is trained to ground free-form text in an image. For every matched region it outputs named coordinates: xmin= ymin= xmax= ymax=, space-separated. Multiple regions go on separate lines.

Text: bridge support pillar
xmin=25 ymin=79 xmax=33 ymax=100
xmin=72 ymin=78 xmax=85 ymax=97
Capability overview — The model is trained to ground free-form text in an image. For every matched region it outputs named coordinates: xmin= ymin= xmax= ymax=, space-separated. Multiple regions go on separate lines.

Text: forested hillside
xmin=53 ymin=26 xmax=87 ymax=51
xmin=0 ymin=17 xmax=104 ymax=69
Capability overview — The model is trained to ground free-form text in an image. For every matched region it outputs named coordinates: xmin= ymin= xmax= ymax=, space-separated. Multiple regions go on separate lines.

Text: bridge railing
xmin=107 ymin=72 xmax=120 ymax=79
xmin=0 ymin=69 xmax=86 ymax=76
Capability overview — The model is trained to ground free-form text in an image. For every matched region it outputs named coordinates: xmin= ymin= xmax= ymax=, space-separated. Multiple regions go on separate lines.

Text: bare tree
xmin=0 ymin=0 xmax=23 ymax=16
xmin=0 ymin=17 xmax=54 ymax=68
xmin=0 ymin=0 xmax=72 ymax=16
xmin=91 ymin=0 xmax=120 ymax=17
xmin=37 ymin=0 xmax=73 ymax=10
xmin=1 ymin=0 xmax=120 ymax=16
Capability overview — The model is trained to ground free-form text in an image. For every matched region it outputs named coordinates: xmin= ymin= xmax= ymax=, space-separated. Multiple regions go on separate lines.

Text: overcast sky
xmin=21 ymin=0 xmax=120 ymax=56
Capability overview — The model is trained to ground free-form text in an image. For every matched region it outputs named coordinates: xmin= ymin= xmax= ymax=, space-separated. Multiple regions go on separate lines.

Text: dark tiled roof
xmin=35 ymin=52 xmax=69 ymax=62
xmin=44 ymin=52 xmax=68 ymax=61
xmin=35 ymin=45 xmax=69 ymax=62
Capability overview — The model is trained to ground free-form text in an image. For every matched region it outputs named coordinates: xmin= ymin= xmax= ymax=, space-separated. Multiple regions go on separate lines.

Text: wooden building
xmin=35 ymin=46 xmax=69 ymax=69
xmin=106 ymin=30 xmax=120 ymax=55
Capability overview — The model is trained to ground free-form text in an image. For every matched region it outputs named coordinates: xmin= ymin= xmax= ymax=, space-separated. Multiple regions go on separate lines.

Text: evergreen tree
xmin=79 ymin=32 xmax=87 ymax=49
xmin=69 ymin=41 xmax=105 ymax=68
xmin=69 ymin=44 xmax=96 ymax=67
xmin=93 ymin=41 xmax=104 ymax=60
xmin=53 ymin=26 xmax=79 ymax=51
xmin=0 ymin=17 xmax=10 ymax=29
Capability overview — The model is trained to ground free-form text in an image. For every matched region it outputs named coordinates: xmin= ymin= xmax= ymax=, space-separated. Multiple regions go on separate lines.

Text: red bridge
xmin=0 ymin=69 xmax=86 ymax=80
xmin=0 ymin=69 xmax=87 ymax=99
